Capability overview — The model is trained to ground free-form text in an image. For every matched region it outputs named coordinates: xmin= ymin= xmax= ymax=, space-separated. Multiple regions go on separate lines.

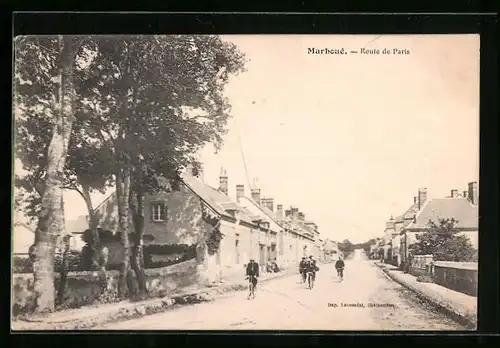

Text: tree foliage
xmin=14 ymin=34 xmax=247 ymax=301
xmin=337 ymin=239 xmax=355 ymax=259
xmin=409 ymin=218 xmax=478 ymax=262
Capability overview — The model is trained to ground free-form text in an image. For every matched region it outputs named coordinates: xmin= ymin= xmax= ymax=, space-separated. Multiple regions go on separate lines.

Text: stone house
xmin=93 ymin=166 xmax=263 ymax=284
xmin=400 ymin=182 xmax=479 ymax=263
xmin=388 ymin=192 xmax=423 ymax=267
xmin=281 ymin=207 xmax=317 ymax=263
xmin=235 ymin=184 xmax=320 ymax=268
xmin=322 ymin=239 xmax=339 ymax=262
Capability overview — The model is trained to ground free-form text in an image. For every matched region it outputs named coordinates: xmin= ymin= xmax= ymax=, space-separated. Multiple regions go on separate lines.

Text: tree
xmin=409 ymin=218 xmax=478 ymax=262
xmin=75 ymin=35 xmax=247 ymax=298
xmin=15 ymin=35 xmax=77 ymax=313
xmin=338 ymin=239 xmax=355 ymax=259
xmin=14 ymin=36 xmax=115 ymax=272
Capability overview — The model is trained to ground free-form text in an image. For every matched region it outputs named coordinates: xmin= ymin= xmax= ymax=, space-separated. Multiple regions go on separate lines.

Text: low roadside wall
xmin=12 ymin=258 xmax=197 ymax=316
xmin=432 ymin=261 xmax=478 ymax=297
xmin=408 ymin=255 xmax=478 ymax=297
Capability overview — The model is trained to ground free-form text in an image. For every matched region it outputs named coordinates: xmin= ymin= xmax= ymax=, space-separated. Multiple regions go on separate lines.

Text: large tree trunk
xmin=56 ymin=195 xmax=70 ymax=306
xmin=32 ymin=35 xmax=75 ymax=314
xmin=81 ymin=183 xmax=101 ymax=270
xmin=115 ymin=167 xmax=136 ymax=299
xmin=130 ymin=190 xmax=148 ymax=300
xmin=57 ymin=234 xmax=71 ymax=306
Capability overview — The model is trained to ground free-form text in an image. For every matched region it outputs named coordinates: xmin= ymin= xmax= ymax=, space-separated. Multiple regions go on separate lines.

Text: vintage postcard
xmin=12 ymin=34 xmax=479 ymax=331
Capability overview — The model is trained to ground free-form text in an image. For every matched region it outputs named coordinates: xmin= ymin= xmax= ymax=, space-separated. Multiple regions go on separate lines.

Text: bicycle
xmin=336 ymin=267 xmax=344 ymax=281
xmin=246 ymin=275 xmax=257 ymax=299
xmin=306 ymin=271 xmax=315 ymax=289
xmin=300 ymin=270 xmax=307 ymax=284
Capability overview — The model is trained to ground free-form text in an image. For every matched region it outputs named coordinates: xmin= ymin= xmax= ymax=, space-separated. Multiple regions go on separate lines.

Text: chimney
xmin=290 ymin=207 xmax=299 ymax=218
xmin=251 ymin=188 xmax=261 ymax=204
xmin=418 ymin=188 xmax=427 ymax=210
xmin=463 ymin=191 xmax=469 ymax=199
xmin=264 ymin=198 xmax=274 ymax=212
xmin=276 ymin=204 xmax=283 ymax=218
xmin=468 ymin=181 xmax=478 ymax=205
xmin=451 ymin=189 xmax=459 ymax=198
xmin=298 ymin=212 xmax=305 ymax=221
xmin=236 ymin=184 xmax=244 ymax=203
xmin=218 ymin=168 xmax=228 ymax=196
xmin=413 ymin=196 xmax=417 ymax=204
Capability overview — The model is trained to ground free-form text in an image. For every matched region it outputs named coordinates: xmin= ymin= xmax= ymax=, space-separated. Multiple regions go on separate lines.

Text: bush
xmin=13 ymin=250 xmax=84 ymax=274
xmin=54 ymin=250 xmax=82 ymax=272
xmin=409 ymin=218 xmax=478 ymax=262
xmin=143 ymin=244 xmax=196 ymax=269
xmin=13 ymin=256 xmax=32 ymax=273
xmin=416 ymin=275 xmax=435 ymax=283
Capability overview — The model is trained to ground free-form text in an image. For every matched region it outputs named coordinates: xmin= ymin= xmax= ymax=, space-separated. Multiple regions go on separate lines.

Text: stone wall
xmin=409 ymin=254 xmax=434 ymax=277
xmin=408 ymin=255 xmax=478 ymax=296
xmin=432 ymin=261 xmax=478 ymax=297
xmin=11 ymin=258 xmax=197 ymax=316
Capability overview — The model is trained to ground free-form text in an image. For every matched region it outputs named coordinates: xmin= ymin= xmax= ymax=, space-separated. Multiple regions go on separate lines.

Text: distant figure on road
xmin=335 ymin=257 xmax=345 ymax=280
xmin=299 ymin=257 xmax=308 ymax=283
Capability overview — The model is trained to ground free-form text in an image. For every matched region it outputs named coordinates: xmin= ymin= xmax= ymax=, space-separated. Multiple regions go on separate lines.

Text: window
xmin=151 ymin=202 xmax=166 ymax=222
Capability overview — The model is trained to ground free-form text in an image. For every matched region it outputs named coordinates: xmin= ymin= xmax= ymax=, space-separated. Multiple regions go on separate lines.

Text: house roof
xmin=181 ymin=172 xmax=237 ymax=220
xmin=238 ymin=196 xmax=281 ymax=230
xmin=181 ymin=172 xmax=255 ymax=224
xmin=404 ymin=197 xmax=478 ymax=230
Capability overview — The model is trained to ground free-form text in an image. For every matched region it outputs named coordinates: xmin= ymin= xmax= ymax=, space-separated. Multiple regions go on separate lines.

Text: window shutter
xmin=161 ymin=202 xmax=167 ymax=221
xmin=151 ymin=203 xmax=156 ymax=221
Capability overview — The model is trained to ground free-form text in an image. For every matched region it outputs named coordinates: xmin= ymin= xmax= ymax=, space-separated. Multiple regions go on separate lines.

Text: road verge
xmin=12 ymin=269 xmax=294 ymax=331
xmin=374 ymin=262 xmax=477 ymax=330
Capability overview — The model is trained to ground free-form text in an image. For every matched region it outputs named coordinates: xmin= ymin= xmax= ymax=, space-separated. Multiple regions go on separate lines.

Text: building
xmin=91 ymin=164 xmax=322 ymax=282
xmin=382 ymin=216 xmax=395 ymax=263
xmin=399 ymin=182 xmax=478 ymax=263
xmin=12 ymin=222 xmax=35 ymax=256
xmin=234 ymin=184 xmax=283 ymax=269
xmin=282 ymin=207 xmax=317 ymax=263
xmin=94 ymin=166 xmax=262 ymax=283
xmin=322 ymin=239 xmax=339 ymax=262
xmin=12 ymin=219 xmax=84 ymax=258
xmin=386 ymin=192 xmax=423 ymax=266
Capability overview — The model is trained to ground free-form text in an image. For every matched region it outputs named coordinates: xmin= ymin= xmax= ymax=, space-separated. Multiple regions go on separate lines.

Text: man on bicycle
xmin=305 ymin=255 xmax=319 ymax=283
xmin=335 ymin=257 xmax=345 ymax=279
xmin=299 ymin=257 xmax=308 ymax=283
xmin=246 ymin=259 xmax=259 ymax=297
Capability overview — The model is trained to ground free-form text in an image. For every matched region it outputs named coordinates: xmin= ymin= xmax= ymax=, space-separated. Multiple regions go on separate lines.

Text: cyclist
xmin=305 ymin=255 xmax=319 ymax=288
xmin=335 ymin=256 xmax=345 ymax=280
xmin=299 ymin=257 xmax=308 ymax=283
xmin=245 ymin=259 xmax=259 ymax=299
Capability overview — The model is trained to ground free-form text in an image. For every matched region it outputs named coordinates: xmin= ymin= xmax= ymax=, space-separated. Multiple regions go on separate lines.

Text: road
xmin=99 ymin=250 xmax=465 ymax=330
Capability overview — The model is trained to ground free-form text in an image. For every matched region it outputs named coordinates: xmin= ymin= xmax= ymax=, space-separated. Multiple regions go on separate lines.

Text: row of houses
xmin=62 ymin=164 xmax=327 ymax=283
xmin=371 ymin=181 xmax=479 ymax=267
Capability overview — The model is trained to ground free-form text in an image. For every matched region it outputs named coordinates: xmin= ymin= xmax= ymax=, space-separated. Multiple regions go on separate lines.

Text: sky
xmin=14 ymin=34 xmax=480 ymax=244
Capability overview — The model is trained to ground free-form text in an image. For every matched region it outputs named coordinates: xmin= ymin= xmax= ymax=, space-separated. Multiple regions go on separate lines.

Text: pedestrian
xmin=299 ymin=257 xmax=307 ymax=283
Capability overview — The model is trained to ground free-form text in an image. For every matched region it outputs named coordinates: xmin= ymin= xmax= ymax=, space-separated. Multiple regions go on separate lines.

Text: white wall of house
xmin=12 ymin=225 xmax=34 ymax=255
